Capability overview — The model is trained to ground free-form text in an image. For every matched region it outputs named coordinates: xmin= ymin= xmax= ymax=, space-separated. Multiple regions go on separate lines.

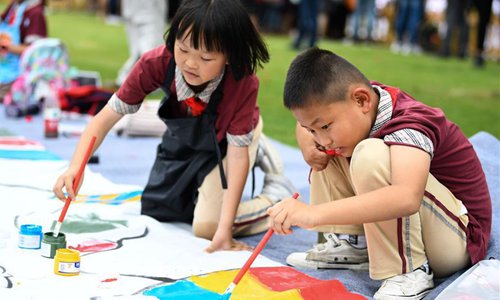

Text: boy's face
xmin=293 ymin=92 xmax=374 ymax=158
xmin=174 ymin=32 xmax=227 ymax=87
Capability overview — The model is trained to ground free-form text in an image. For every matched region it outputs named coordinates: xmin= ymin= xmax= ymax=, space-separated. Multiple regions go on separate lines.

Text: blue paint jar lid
xmin=20 ymin=224 xmax=42 ymax=235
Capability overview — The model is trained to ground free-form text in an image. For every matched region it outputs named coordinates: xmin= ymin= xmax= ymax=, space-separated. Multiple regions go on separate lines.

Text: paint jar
xmin=54 ymin=248 xmax=80 ymax=276
xmin=41 ymin=232 xmax=66 ymax=258
xmin=18 ymin=224 xmax=43 ymax=249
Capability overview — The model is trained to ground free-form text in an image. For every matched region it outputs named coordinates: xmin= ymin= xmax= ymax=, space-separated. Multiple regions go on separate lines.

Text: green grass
xmin=260 ymin=36 xmax=500 ymax=145
xmin=7 ymin=7 xmax=500 ymax=146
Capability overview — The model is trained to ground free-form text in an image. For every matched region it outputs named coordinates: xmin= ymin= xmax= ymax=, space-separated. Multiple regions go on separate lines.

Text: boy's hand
xmin=53 ymin=168 xmax=82 ymax=202
xmin=302 ymin=143 xmax=330 ymax=171
xmin=205 ymin=227 xmax=252 ymax=253
xmin=296 ymin=123 xmax=329 ymax=171
xmin=267 ymin=196 xmax=316 ymax=234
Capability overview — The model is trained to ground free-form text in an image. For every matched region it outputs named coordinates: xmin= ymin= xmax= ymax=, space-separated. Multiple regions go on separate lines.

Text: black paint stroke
xmin=0 ymin=265 xmax=13 ymax=289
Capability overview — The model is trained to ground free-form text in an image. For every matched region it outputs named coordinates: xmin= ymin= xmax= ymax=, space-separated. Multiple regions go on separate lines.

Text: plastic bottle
xmin=43 ymin=82 xmax=61 ymax=138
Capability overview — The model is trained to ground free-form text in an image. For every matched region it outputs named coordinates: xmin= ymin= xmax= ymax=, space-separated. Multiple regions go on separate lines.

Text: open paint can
xmin=41 ymin=232 xmax=66 ymax=258
xmin=54 ymin=248 xmax=80 ymax=276
xmin=18 ymin=224 xmax=43 ymax=249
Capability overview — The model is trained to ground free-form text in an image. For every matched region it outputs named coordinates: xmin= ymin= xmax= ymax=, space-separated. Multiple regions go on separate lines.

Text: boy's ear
xmin=351 ymin=87 xmax=372 ymax=112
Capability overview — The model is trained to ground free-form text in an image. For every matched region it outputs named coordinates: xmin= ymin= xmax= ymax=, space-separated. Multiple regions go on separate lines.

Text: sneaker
xmin=390 ymin=41 xmax=401 ymax=53
xmin=255 ymin=134 xmax=284 ymax=175
xmin=286 ymin=233 xmax=369 ymax=270
xmin=261 ymin=173 xmax=296 ymax=203
xmin=373 ymin=265 xmax=434 ymax=300
xmin=474 ymin=55 xmax=485 ymax=68
xmin=400 ymin=43 xmax=412 ymax=56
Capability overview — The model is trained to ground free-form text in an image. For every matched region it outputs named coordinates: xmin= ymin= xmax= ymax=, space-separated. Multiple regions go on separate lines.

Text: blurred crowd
xmin=236 ymin=0 xmax=499 ymax=67
xmin=13 ymin=0 xmax=500 ymax=69
xmin=84 ymin=0 xmax=498 ymax=68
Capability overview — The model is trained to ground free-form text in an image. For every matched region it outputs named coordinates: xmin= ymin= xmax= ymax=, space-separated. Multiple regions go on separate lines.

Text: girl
xmin=0 ymin=0 xmax=47 ymax=102
xmin=53 ymin=0 xmax=294 ymax=252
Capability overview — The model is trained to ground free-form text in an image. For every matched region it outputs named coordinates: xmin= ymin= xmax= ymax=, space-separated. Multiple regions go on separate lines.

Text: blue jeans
xmin=395 ymin=0 xmax=424 ymax=44
xmin=294 ymin=0 xmax=319 ymax=49
xmin=351 ymin=0 xmax=376 ymax=40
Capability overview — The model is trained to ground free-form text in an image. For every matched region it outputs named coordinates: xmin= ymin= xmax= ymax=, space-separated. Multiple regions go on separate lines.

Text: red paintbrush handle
xmin=232 ymin=192 xmax=299 ymax=285
xmin=232 ymin=228 xmax=273 ymax=285
xmin=57 ymin=136 xmax=97 ymax=223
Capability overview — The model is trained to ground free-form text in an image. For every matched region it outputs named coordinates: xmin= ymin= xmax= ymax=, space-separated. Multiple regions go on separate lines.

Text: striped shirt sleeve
xmin=227 ymin=131 xmax=254 ymax=147
xmin=108 ymin=93 xmax=142 ymax=115
xmin=384 ymin=129 xmax=435 ymax=157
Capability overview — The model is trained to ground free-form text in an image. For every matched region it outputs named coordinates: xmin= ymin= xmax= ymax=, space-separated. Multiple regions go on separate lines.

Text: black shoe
xmin=474 ymin=55 xmax=485 ymax=68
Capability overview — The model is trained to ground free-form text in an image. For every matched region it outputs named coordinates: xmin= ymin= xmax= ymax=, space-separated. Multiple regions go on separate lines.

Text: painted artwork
xmin=143 ymin=267 xmax=366 ymax=300
xmin=0 ymin=136 xmax=365 ymax=299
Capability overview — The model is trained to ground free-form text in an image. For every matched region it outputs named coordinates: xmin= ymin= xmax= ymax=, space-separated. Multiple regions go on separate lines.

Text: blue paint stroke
xmin=144 ymin=280 xmax=222 ymax=300
xmin=77 ymin=190 xmax=143 ymax=205
xmin=0 ymin=150 xmax=60 ymax=160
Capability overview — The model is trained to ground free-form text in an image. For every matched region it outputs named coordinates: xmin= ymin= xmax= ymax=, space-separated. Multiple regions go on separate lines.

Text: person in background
xmin=440 ymin=0 xmax=469 ymax=59
xmin=391 ymin=0 xmax=424 ymax=55
xmin=471 ymin=0 xmax=493 ymax=67
xmin=268 ymin=48 xmax=491 ymax=299
xmin=0 ymin=0 xmax=47 ymax=102
xmin=349 ymin=0 xmax=377 ymax=43
xmin=115 ymin=0 xmax=167 ymax=86
xmin=54 ymin=0 xmax=295 ymax=253
xmin=292 ymin=0 xmax=319 ymax=50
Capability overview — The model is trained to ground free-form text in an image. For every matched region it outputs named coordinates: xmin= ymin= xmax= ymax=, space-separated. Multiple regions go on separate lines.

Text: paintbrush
xmin=221 ymin=192 xmax=299 ymax=299
xmin=52 ymin=136 xmax=96 ymax=237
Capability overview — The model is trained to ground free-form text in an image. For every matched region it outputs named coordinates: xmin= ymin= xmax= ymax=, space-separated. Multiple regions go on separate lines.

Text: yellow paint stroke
xmin=73 ymin=194 xmax=140 ymax=204
xmin=190 ymin=269 xmax=303 ymax=300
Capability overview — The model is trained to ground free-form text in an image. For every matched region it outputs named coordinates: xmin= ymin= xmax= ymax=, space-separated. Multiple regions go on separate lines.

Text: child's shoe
xmin=373 ymin=264 xmax=434 ymax=300
xmin=286 ymin=233 xmax=368 ymax=270
xmin=261 ymin=173 xmax=296 ymax=203
xmin=255 ymin=134 xmax=284 ymax=175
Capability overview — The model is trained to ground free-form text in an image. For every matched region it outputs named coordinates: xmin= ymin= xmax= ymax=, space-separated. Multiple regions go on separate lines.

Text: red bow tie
xmin=184 ymin=96 xmax=207 ymax=116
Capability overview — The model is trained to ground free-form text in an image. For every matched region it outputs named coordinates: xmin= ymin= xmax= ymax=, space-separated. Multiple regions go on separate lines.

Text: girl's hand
xmin=53 ymin=168 xmax=82 ymax=202
xmin=205 ymin=227 xmax=252 ymax=253
xmin=267 ymin=197 xmax=316 ymax=235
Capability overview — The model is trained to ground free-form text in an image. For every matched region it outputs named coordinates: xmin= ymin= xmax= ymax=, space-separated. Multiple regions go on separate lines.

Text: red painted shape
xmin=249 ymin=267 xmax=366 ymax=300
xmin=101 ymin=278 xmax=118 ymax=283
xmin=0 ymin=139 xmax=40 ymax=146
xmin=69 ymin=239 xmax=117 ymax=252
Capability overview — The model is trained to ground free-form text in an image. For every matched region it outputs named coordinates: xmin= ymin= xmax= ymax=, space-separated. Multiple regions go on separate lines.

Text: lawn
xmin=6 ymin=7 xmax=500 ymax=146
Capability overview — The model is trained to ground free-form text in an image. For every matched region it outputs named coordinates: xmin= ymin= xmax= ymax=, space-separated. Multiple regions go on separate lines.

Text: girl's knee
xmin=192 ymin=221 xmax=218 ymax=240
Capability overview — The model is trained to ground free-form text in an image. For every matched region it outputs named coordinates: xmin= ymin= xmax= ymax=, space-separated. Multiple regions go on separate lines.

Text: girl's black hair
xmin=165 ymin=0 xmax=269 ymax=81
xmin=284 ymin=48 xmax=371 ymax=109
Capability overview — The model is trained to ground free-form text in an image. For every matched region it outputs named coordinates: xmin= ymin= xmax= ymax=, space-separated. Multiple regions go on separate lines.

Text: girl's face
xmin=174 ymin=33 xmax=227 ymax=87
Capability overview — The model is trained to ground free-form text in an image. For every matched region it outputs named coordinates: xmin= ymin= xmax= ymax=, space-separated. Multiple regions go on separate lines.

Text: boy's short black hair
xmin=284 ymin=48 xmax=371 ymax=109
xmin=165 ymin=0 xmax=269 ymax=81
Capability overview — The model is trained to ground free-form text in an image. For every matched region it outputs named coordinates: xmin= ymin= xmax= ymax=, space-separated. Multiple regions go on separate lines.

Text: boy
xmin=267 ymin=48 xmax=491 ymax=299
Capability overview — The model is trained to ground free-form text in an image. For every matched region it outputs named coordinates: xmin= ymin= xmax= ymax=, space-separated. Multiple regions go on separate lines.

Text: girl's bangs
xmin=176 ymin=14 xmax=225 ymax=53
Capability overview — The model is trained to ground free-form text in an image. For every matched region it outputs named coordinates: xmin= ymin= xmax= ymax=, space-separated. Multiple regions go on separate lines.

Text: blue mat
xmin=1 ymin=106 xmax=498 ymax=299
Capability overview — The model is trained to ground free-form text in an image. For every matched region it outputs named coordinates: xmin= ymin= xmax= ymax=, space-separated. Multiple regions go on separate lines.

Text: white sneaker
xmin=255 ymin=134 xmax=284 ymax=175
xmin=390 ymin=42 xmax=401 ymax=53
xmin=401 ymin=43 xmax=412 ymax=56
xmin=373 ymin=265 xmax=434 ymax=300
xmin=261 ymin=174 xmax=296 ymax=203
xmin=286 ymin=233 xmax=369 ymax=270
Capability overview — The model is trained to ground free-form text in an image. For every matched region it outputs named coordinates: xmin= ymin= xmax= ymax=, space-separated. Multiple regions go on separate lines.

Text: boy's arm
xmin=296 ymin=122 xmax=330 ymax=171
xmin=53 ymin=105 xmax=124 ymax=200
xmin=206 ymin=144 xmax=252 ymax=252
xmin=268 ymin=145 xmax=431 ymax=233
